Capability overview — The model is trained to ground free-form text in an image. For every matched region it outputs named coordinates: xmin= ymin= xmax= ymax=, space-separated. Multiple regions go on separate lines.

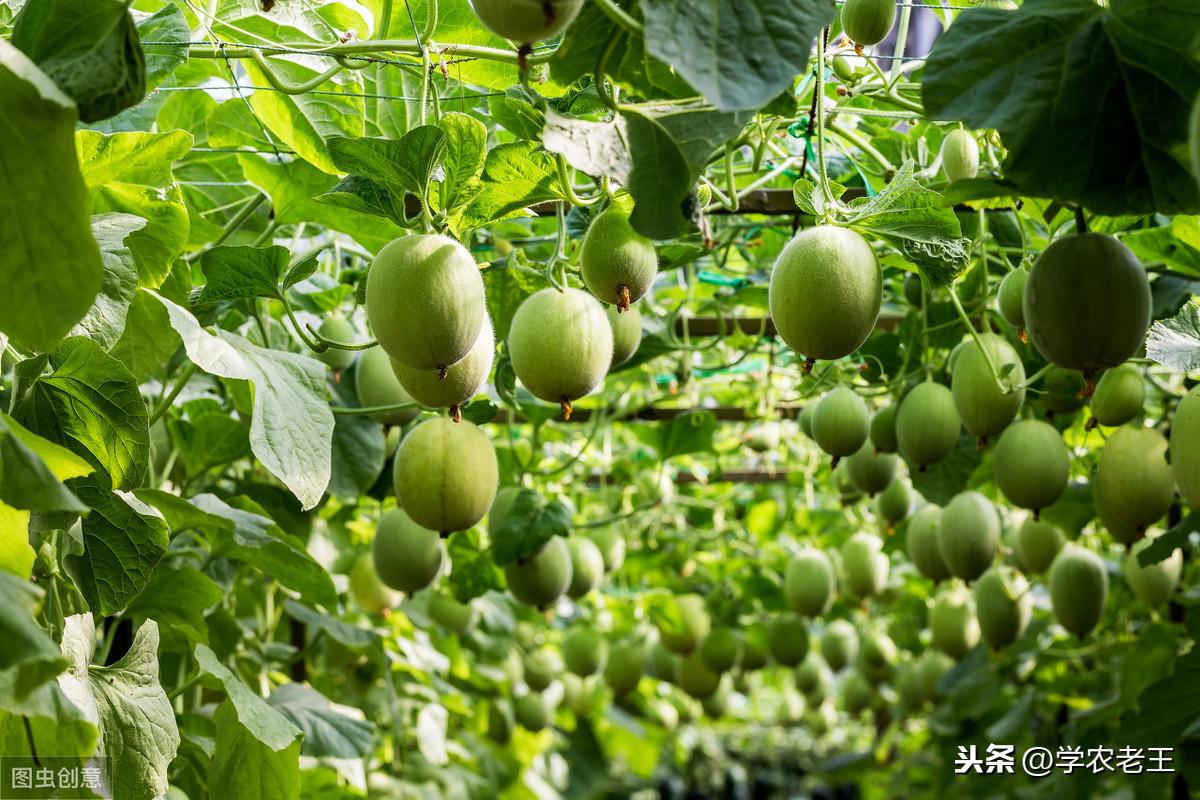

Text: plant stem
xmin=149 ymin=364 xmax=198 ymax=426
xmin=594 ymin=29 xmax=625 ymax=111
xmin=331 ymin=402 xmax=420 ymax=416
xmin=813 ymin=28 xmax=837 ymax=221
xmin=177 ymin=39 xmax=554 ymax=66
xmin=946 ymin=283 xmax=1011 ymax=393
xmin=593 ymin=0 xmax=644 ymax=34
xmin=250 ymin=50 xmax=344 ymax=94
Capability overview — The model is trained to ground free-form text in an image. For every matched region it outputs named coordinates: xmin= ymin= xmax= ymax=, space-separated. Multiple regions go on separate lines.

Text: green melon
xmin=563 ymin=626 xmax=607 ymax=677
xmin=768 ymin=225 xmax=882 ymax=361
xmin=1170 ymin=386 xmax=1200 ymax=510
xmin=812 ymin=386 xmax=870 ymax=460
xmin=795 ymin=655 xmax=831 ymax=698
xmin=505 ymin=537 xmax=573 ymax=608
xmin=941 ymin=129 xmax=980 ymax=182
xmin=699 ymin=627 xmax=742 ymax=673
xmin=355 ymin=346 xmax=419 ymax=425
xmin=741 ymin=622 xmax=770 ymax=671
xmin=676 ymin=650 xmax=721 ymax=699
xmin=656 ymin=594 xmax=711 ymax=654
xmin=896 ymin=382 xmax=961 ymax=468
xmin=767 ymin=613 xmax=810 ymax=667
xmin=930 ymin=585 xmax=980 ymax=659
xmin=580 ymin=207 xmax=658 ymax=309
xmin=785 ymin=548 xmax=837 ymax=617
xmin=607 ymin=305 xmax=642 ymax=368
xmin=701 ymin=687 xmax=729 ymax=719
xmin=842 ymin=532 xmax=889 ymax=598
xmin=937 ymin=491 xmax=1000 ymax=582
xmin=903 ymin=273 xmax=924 ymax=308
xmin=744 ymin=422 xmax=782 ymax=453
xmin=806 ymin=701 xmax=837 ymax=734
xmin=856 ymin=632 xmax=896 ymax=683
xmin=316 ymin=317 xmax=358 ymax=371
xmin=992 ymin=420 xmax=1069 ymax=511
xmin=799 ymin=403 xmax=817 ymax=438
xmin=372 ymin=508 xmax=444 ymax=594
xmin=919 ymin=650 xmax=954 ymax=699
xmin=895 ymin=661 xmax=926 ymax=712
xmin=840 ymin=671 xmax=874 ymax=715
xmin=508 ymin=287 xmax=613 ymax=409
xmin=840 ymin=0 xmax=897 ymax=45
xmin=1048 ymin=545 xmax=1108 ymax=638
xmin=906 ymin=504 xmax=951 ymax=583
xmin=1125 ymin=531 xmax=1183 ymax=607
xmin=513 ymin=691 xmax=552 ymax=731
xmin=845 ymin=441 xmax=899 ymax=495
xmin=1090 ymin=363 xmax=1144 ymax=428
xmin=1094 ymin=425 xmax=1174 ymax=534
xmin=392 ymin=315 xmax=494 ymax=411
xmin=589 ymin=526 xmax=626 ymax=572
xmin=470 ymin=0 xmax=583 ymax=43
xmin=349 ymin=552 xmax=396 ymax=614
xmin=1024 ymin=233 xmax=1151 ymax=373
xmin=1017 ymin=518 xmax=1064 ymax=574
xmin=366 ymin=234 xmax=485 ymax=372
xmin=427 ymin=592 xmax=476 ymax=633
xmin=950 ymin=334 xmax=1026 ymax=441
xmin=1040 ymin=366 xmax=1088 ymax=416
xmin=1096 ymin=497 xmax=1141 ymax=546
xmin=835 ymin=461 xmax=864 ymax=505
xmin=875 ymin=479 xmax=912 ymax=525
xmin=522 ymin=647 xmax=561 ymax=692
xmin=820 ymin=620 xmax=859 ymax=672
xmin=997 ymin=268 xmax=1028 ymax=329
xmin=565 ymin=536 xmax=605 ymax=599
xmin=393 ymin=417 xmax=498 ymax=534
xmin=604 ymin=643 xmax=645 ymax=695
xmin=870 ymin=404 xmax=899 ymax=453
xmin=973 ymin=566 xmax=1032 ymax=650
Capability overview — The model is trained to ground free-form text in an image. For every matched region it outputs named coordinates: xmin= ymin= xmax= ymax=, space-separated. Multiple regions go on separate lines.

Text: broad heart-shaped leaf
xmin=1146 ymin=303 xmax=1200 ymax=372
xmin=108 ymin=288 xmax=179 ymax=383
xmin=542 ymin=109 xmax=633 ymax=184
xmin=267 ymin=683 xmax=373 ymax=759
xmin=327 ymin=378 xmax=385 ymax=501
xmin=491 ymin=489 xmax=573 ymax=567
xmin=315 ymin=175 xmax=407 ymax=227
xmin=922 ymin=0 xmax=1200 ymax=216
xmin=446 ymin=528 xmax=504 ymax=603
xmin=194 ymin=644 xmax=302 ymax=751
xmin=14 ymin=336 xmax=149 ymax=490
xmin=136 ymin=4 xmax=188 ymax=91
xmin=168 ymin=412 xmax=252 ymax=480
xmin=124 ymin=564 xmax=222 ymax=643
xmin=0 ymin=674 xmax=98 ymax=762
xmin=209 ymin=699 xmax=302 ymax=800
xmin=0 ymin=40 xmax=102 ymax=353
xmin=653 ymin=410 xmax=718 ymax=460
xmin=11 ymin=0 xmax=146 ymax=123
xmin=71 ymin=213 xmax=144 ymax=348
xmin=151 ymin=292 xmax=334 ymax=510
xmin=197 ymin=245 xmax=305 ymax=305
xmin=57 ymin=615 xmax=179 ymax=800
xmin=463 ymin=142 xmax=569 ymax=230
xmin=1124 ymin=217 xmax=1200 ymax=280
xmin=640 ymin=0 xmax=835 ymax=111
xmin=434 ymin=112 xmax=488 ymax=232
xmin=327 ymin=125 xmax=448 ymax=200
xmin=65 ymin=477 xmax=169 ymax=616
xmin=0 ymin=574 xmax=68 ymax=701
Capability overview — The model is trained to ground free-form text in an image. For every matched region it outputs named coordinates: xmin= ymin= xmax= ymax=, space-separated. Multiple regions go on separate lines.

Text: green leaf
xmin=15 ymin=336 xmax=149 ymax=490
xmin=195 ymin=644 xmax=302 ymax=751
xmin=447 ymin=529 xmax=505 ymax=603
xmin=1137 ymin=512 xmax=1198 ymax=567
xmin=542 ymin=108 xmax=632 ymax=183
xmin=137 ymin=4 xmax=188 ymax=90
xmin=283 ymin=600 xmax=378 ymax=652
xmin=125 ymin=565 xmax=223 ymax=643
xmin=315 ymin=175 xmax=406 ymax=225
xmin=327 ymin=379 xmax=385 ymax=500
xmin=66 ymin=477 xmax=169 ymax=616
xmin=639 ymin=0 xmax=834 ymax=111
xmin=0 ymin=39 xmax=102 ymax=352
xmin=463 ymin=142 xmax=568 ymax=230
xmin=0 ymin=412 xmax=90 ymax=516
xmin=11 ymin=0 xmax=146 ymax=123
xmin=151 ymin=293 xmax=334 ymax=509
xmin=197 ymin=245 xmax=296 ymax=305
xmin=488 ymin=89 xmax=546 ymax=141
xmin=434 ymin=112 xmax=488 ymax=227
xmin=71 ymin=213 xmax=144 ymax=348
xmin=168 ymin=412 xmax=251 ymax=479
xmin=655 ymin=410 xmax=718 ymax=460
xmin=939 ymin=177 xmax=1023 ymax=207
xmin=327 ymin=125 xmax=448 ymax=200
xmin=1146 ymin=302 xmax=1200 ymax=372
xmin=0 ymin=677 xmax=97 ymax=762
xmin=922 ymin=0 xmax=1200 ymax=216
xmin=492 ymin=490 xmax=572 ymax=567
xmin=1124 ymin=217 xmax=1200 ymax=279
xmin=109 ymin=288 xmax=179 ymax=382
xmin=1121 ymin=625 xmax=1200 ymax=746
xmin=58 ymin=614 xmax=180 ymax=798
xmin=0 ymin=574 xmax=68 ymax=700
xmin=909 ymin=434 xmax=982 ymax=506
xmin=267 ymin=683 xmax=373 ymax=759
xmin=208 ymin=699 xmax=302 ymax=800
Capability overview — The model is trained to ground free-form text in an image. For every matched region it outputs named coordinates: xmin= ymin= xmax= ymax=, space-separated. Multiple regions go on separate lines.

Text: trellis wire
xmin=152 ymin=83 xmax=505 ymax=102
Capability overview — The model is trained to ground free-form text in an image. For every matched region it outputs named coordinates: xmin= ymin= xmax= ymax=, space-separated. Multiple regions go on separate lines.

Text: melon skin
xmin=1170 ymin=386 xmax=1200 ymax=511
xmin=563 ymin=626 xmax=607 ymax=677
xmin=840 ymin=0 xmax=898 ymax=46
xmin=919 ymin=650 xmax=954 ymax=700
xmin=937 ymin=491 xmax=1000 ymax=582
xmin=840 ymin=671 xmax=873 ymax=715
xmin=647 ymin=641 xmax=681 ymax=682
xmin=896 ymin=661 xmax=926 ymax=712
xmin=604 ymin=643 xmax=645 ymax=695
xmin=812 ymin=386 xmax=870 ymax=459
xmin=1090 ymin=363 xmax=1145 ymax=428
xmin=392 ymin=315 xmax=494 ymax=410
xmin=656 ymin=594 xmax=710 ymax=654
xmin=1094 ymin=425 xmax=1174 ymax=534
xmin=845 ymin=441 xmax=899 ymax=495
xmin=856 ymin=632 xmax=896 ymax=683
xmin=355 ymin=346 xmax=420 ymax=426
xmin=1040 ymin=366 xmax=1088 ymax=416
xmin=509 ymin=287 xmax=613 ymax=405
xmin=785 ymin=548 xmax=836 ymax=617
xmin=372 ymin=508 xmax=444 ymax=595
xmin=393 ymin=417 xmax=499 ymax=534
xmin=950 ymin=333 xmax=1025 ymax=440
xmin=699 ymin=627 xmax=742 ymax=673
xmin=505 ymin=536 xmax=573 ymax=608
xmin=565 ymin=536 xmax=605 ymax=599
xmin=580 ymin=207 xmax=658 ymax=308
xmin=349 ymin=552 xmax=396 ymax=614
xmin=997 ymin=268 xmax=1028 ymax=329
xmin=929 ymin=586 xmax=980 ymax=659
xmin=522 ymin=647 xmax=561 ymax=691
xmin=589 ymin=526 xmax=626 ymax=572
xmin=941 ymin=129 xmax=980 ymax=182
xmin=1125 ymin=531 xmax=1183 ymax=607
xmin=842 ymin=532 xmax=889 ymax=599
xmin=820 ymin=620 xmax=858 ymax=672
xmin=903 ymin=273 xmax=924 ymax=308
xmin=741 ymin=623 xmax=770 ymax=671
xmin=973 ymin=567 xmax=1032 ymax=650
xmin=676 ymin=650 xmax=721 ymax=699
xmin=870 ymin=404 xmax=899 ymax=453
xmin=992 ymin=420 xmax=1069 ymax=511
xmin=875 ymin=479 xmax=912 ymax=525
xmin=1017 ymin=518 xmax=1064 ymax=574
xmin=427 ymin=592 xmax=476 ymax=633
xmin=795 ymin=655 xmax=831 ymax=699
xmin=1048 ymin=545 xmax=1108 ymax=638
xmin=896 ymin=382 xmax=961 ymax=468
xmin=768 ymin=225 xmax=882 ymax=361
xmin=1023 ymin=233 xmax=1151 ymax=372
xmin=906 ymin=505 xmax=951 ymax=583
xmin=366 ymin=234 xmax=485 ymax=372
xmin=470 ymin=0 xmax=583 ymax=43
xmin=317 ymin=317 xmax=358 ymax=370
xmin=513 ymin=692 xmax=552 ymax=731
xmin=607 ymin=305 xmax=642 ymax=368
xmin=767 ymin=614 xmax=810 ymax=667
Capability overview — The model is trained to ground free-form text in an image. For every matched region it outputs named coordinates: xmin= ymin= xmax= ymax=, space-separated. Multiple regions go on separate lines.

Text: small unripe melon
xmin=427 ymin=592 xmax=476 ymax=633
xmin=937 ymin=491 xmax=1000 ymax=582
xmin=317 ymin=317 xmax=359 ymax=370
xmin=1090 ymin=363 xmax=1144 ymax=428
xmin=355 ymin=346 xmax=419 ymax=425
xmin=835 ymin=462 xmax=864 ymax=505
xmin=589 ymin=526 xmax=626 ymax=572
xmin=470 ymin=0 xmax=583 ymax=43
xmin=349 ymin=552 xmax=396 ymax=614
xmin=919 ymin=650 xmax=954 ymax=699
xmin=566 ymin=536 xmax=605 ymax=599
xmin=906 ymin=505 xmax=952 ymax=583
xmin=997 ymin=268 xmax=1028 ymax=329
xmin=845 ymin=441 xmax=899 ymax=495
xmin=856 ymin=631 xmax=896 ymax=683
xmin=795 ymin=654 xmax=830 ymax=695
xmin=372 ymin=508 xmax=444 ymax=594
xmin=563 ymin=626 xmax=607 ymax=677
xmin=840 ymin=671 xmax=873 ymax=715
xmin=1040 ymin=366 xmax=1088 ymax=416
xmin=951 ymin=333 xmax=1026 ymax=440
xmin=1170 ymin=386 xmax=1200 ymax=510
xmin=513 ymin=691 xmax=552 ymax=731
xmin=647 ymin=641 xmax=681 ymax=682
xmin=1005 ymin=523 xmax=1028 ymax=570
xmin=993 ymin=420 xmax=1069 ymax=511
xmin=799 ymin=404 xmax=817 ymax=439
xmin=768 ymin=225 xmax=882 ymax=361
xmin=505 ymin=536 xmax=573 ymax=608
xmin=870 ymin=404 xmax=899 ymax=453
xmin=903 ymin=273 xmax=924 ymax=308
xmin=676 ymin=650 xmax=721 ymax=699
xmin=366 ymin=234 xmax=485 ymax=372
xmin=820 ymin=619 xmax=859 ymax=672
xmin=393 ymin=417 xmax=499 ymax=533
xmin=973 ymin=566 xmax=1032 ymax=650
xmin=895 ymin=661 xmax=926 ymax=712
xmin=812 ymin=386 xmax=870 ymax=459
xmin=522 ymin=647 xmax=562 ymax=691
xmin=1048 ymin=545 xmax=1108 ymax=638
xmin=580 ymin=207 xmax=658 ymax=308
xmin=1024 ymin=233 xmax=1151 ymax=372
xmin=941 ymin=129 xmax=980 ymax=182
xmin=741 ymin=622 xmax=770 ymax=671
xmin=896 ymin=382 xmax=961 ymax=468
xmin=392 ymin=315 xmax=494 ymax=410
xmin=1094 ymin=425 xmax=1174 ymax=533
xmin=656 ymin=594 xmax=711 ymax=654
xmin=875 ymin=479 xmax=912 ymax=525
xmin=767 ymin=613 xmax=810 ymax=667
xmin=930 ymin=585 xmax=980 ymax=659
xmin=604 ymin=643 xmax=645 ymax=695
xmin=842 ymin=532 xmax=889 ymax=599
xmin=508 ymin=287 xmax=613 ymax=407
xmin=607 ymin=305 xmax=642 ymax=368
xmin=785 ymin=548 xmax=837 ymax=617
xmin=840 ymin=0 xmax=897 ymax=46
xmin=1124 ymin=531 xmax=1183 ymax=607
xmin=1017 ymin=518 xmax=1064 ymax=574
xmin=699 ymin=627 xmax=742 ymax=673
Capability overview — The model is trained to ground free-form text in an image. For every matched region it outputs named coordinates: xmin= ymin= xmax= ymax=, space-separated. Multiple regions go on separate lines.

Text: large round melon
xmin=372 ymin=508 xmax=444 ymax=594
xmin=906 ymin=505 xmax=951 ymax=583
xmin=840 ymin=0 xmax=897 ymax=46
xmin=508 ymin=287 xmax=613 ymax=408
xmin=937 ymin=491 xmax=1000 ymax=582
xmin=607 ymin=305 xmax=643 ymax=368
xmin=845 ymin=441 xmax=898 ymax=496
xmin=1048 ymin=545 xmax=1108 ymax=638
xmin=505 ymin=536 xmax=573 ymax=608
xmin=392 ymin=316 xmax=494 ymax=411
xmin=930 ymin=586 xmax=980 ymax=659
xmin=393 ymin=417 xmax=499 ymax=534
xmin=896 ymin=382 xmax=961 ymax=469
xmin=950 ymin=333 xmax=1025 ymax=441
xmin=1094 ymin=425 xmax=1174 ymax=534
xmin=355 ymin=346 xmax=419 ymax=426
xmin=812 ymin=386 xmax=870 ymax=460
xmin=842 ymin=532 xmax=889 ymax=599
xmin=785 ymin=548 xmax=836 ymax=617
xmin=973 ymin=566 xmax=1032 ymax=650
xmin=580 ymin=207 xmax=658 ymax=309
xmin=992 ymin=420 xmax=1069 ymax=511
xmin=1125 ymin=531 xmax=1183 ymax=607
xmin=1171 ymin=386 xmax=1200 ymax=510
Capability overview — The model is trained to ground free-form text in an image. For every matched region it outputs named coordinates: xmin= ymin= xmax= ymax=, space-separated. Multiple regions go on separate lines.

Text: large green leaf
xmin=125 ymin=564 xmax=223 ymax=643
xmin=267 ymin=683 xmax=373 ymax=759
xmin=922 ymin=0 xmax=1200 ymax=216
xmin=208 ymin=699 xmax=302 ymax=800
xmin=195 ymin=644 xmax=303 ymax=751
xmin=463 ymin=142 xmax=568 ymax=230
xmin=492 ymin=489 xmax=572 ymax=567
xmin=71 ymin=213 xmax=144 ymax=348
xmin=108 ymin=288 xmax=180 ymax=383
xmin=0 ymin=39 xmax=102 ymax=353
xmin=197 ymin=245 xmax=300 ymax=305
xmin=1146 ymin=302 xmax=1200 ymax=372
xmin=168 ymin=412 xmax=251 ymax=479
xmin=136 ymin=4 xmax=188 ymax=90
xmin=327 ymin=125 xmax=448 ymax=199
xmin=327 ymin=379 xmax=385 ymax=501
xmin=0 ymin=574 xmax=68 ymax=701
